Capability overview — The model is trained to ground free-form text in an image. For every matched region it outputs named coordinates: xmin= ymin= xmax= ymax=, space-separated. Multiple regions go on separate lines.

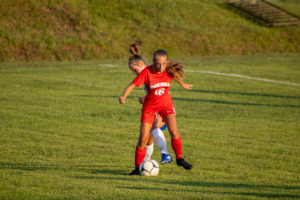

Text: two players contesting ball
xmin=119 ymin=43 xmax=193 ymax=175
xmin=127 ymin=41 xmax=174 ymax=166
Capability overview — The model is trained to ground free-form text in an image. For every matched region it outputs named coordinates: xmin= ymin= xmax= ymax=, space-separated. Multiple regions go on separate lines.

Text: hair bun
xmin=129 ymin=40 xmax=142 ymax=55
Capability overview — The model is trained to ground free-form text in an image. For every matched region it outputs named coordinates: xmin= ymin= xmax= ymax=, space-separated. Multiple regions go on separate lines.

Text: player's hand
xmin=139 ymin=96 xmax=145 ymax=104
xmin=119 ymin=96 xmax=126 ymax=104
xmin=183 ymin=83 xmax=193 ymax=90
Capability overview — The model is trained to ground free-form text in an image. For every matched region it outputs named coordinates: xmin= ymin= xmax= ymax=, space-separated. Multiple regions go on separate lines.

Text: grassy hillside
xmin=0 ymin=55 xmax=299 ymax=199
xmin=0 ymin=0 xmax=299 ymax=61
xmin=268 ymin=0 xmax=300 ymax=16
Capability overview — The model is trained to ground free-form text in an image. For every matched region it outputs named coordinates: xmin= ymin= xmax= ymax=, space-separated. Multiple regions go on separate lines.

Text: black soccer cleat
xmin=176 ymin=158 xmax=193 ymax=170
xmin=128 ymin=168 xmax=140 ymax=175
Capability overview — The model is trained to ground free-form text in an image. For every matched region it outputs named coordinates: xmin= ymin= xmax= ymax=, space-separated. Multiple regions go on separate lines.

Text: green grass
xmin=268 ymin=0 xmax=300 ymax=16
xmin=0 ymin=54 xmax=300 ymax=199
xmin=0 ymin=0 xmax=299 ymax=61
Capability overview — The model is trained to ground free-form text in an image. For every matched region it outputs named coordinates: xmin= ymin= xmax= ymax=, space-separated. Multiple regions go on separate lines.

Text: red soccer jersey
xmin=132 ymin=65 xmax=173 ymax=109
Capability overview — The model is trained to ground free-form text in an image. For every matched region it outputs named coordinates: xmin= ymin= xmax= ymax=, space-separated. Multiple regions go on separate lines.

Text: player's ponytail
xmin=166 ymin=61 xmax=184 ymax=80
xmin=128 ymin=40 xmax=145 ymax=63
xmin=129 ymin=40 xmax=142 ymax=55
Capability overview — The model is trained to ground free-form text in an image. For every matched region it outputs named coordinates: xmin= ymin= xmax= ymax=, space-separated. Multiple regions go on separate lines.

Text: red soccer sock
xmin=171 ymin=137 xmax=182 ymax=159
xmin=135 ymin=147 xmax=146 ymax=168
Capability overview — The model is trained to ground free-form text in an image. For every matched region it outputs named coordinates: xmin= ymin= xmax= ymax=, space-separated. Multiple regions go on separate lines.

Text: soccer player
xmin=120 ymin=48 xmax=193 ymax=175
xmin=128 ymin=41 xmax=173 ymax=165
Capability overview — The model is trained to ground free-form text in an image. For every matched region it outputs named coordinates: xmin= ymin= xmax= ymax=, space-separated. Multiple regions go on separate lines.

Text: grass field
xmin=0 ymin=54 xmax=300 ymax=199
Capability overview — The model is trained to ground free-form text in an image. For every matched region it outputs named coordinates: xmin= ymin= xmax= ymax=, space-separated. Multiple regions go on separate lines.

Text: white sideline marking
xmin=102 ymin=64 xmax=116 ymax=67
xmin=97 ymin=64 xmax=300 ymax=87
xmin=185 ymin=70 xmax=300 ymax=87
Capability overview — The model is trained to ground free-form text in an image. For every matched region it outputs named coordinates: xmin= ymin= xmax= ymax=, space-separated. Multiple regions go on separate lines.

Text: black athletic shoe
xmin=129 ymin=168 xmax=140 ymax=175
xmin=176 ymin=158 xmax=193 ymax=170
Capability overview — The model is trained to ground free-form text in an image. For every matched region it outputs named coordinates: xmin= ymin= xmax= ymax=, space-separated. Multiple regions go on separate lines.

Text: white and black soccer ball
xmin=139 ymin=159 xmax=159 ymax=176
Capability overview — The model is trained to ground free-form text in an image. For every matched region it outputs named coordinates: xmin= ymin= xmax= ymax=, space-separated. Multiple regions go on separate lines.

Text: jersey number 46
xmin=154 ymin=88 xmax=165 ymax=96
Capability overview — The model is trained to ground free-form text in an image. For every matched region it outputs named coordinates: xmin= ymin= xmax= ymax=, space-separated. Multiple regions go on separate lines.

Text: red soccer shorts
xmin=141 ymin=105 xmax=176 ymax=124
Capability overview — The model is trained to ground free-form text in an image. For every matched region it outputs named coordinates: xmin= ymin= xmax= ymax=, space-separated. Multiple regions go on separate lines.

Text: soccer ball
xmin=139 ymin=159 xmax=159 ymax=176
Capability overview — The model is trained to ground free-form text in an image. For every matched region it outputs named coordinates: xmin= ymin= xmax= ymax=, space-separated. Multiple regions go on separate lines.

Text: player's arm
xmin=173 ymin=78 xmax=193 ymax=90
xmin=119 ymin=83 xmax=136 ymax=104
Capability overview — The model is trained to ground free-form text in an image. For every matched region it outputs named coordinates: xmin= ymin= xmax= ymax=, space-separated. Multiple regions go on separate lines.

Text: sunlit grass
xmin=0 ymin=54 xmax=299 ymax=199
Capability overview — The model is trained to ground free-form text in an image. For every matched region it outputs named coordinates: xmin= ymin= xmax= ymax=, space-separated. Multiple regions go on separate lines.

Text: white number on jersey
xmin=154 ymin=88 xmax=165 ymax=96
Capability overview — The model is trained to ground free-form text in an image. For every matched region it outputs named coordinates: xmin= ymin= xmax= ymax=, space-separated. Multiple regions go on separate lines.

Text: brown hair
xmin=128 ymin=40 xmax=145 ymax=63
xmin=152 ymin=49 xmax=168 ymax=62
xmin=166 ymin=61 xmax=184 ymax=80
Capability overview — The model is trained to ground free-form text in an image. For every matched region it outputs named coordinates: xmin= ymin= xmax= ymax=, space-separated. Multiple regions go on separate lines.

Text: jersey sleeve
xmin=132 ymin=70 xmax=146 ymax=87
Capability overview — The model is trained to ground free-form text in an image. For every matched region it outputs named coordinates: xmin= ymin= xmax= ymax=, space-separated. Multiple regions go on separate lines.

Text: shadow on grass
xmin=5 ymin=162 xmax=297 ymax=198
xmin=75 ymin=95 xmax=139 ymax=99
xmin=74 ymin=175 xmax=300 ymax=198
xmin=75 ymin=94 xmax=300 ymax=108
xmin=0 ymin=162 xmax=129 ymax=175
xmin=162 ymin=180 xmax=300 ymax=190
xmin=175 ymin=89 xmax=300 ymax=99
xmin=73 ymin=175 xmax=300 ymax=191
xmin=116 ymin=186 xmax=300 ymax=199
xmin=74 ymin=94 xmax=144 ymax=101
xmin=76 ymin=88 xmax=300 ymax=100
xmin=172 ymin=97 xmax=300 ymax=108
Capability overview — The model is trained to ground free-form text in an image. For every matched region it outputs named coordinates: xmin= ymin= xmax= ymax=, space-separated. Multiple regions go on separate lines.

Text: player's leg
xmin=151 ymin=115 xmax=173 ymax=164
xmin=164 ymin=114 xmax=193 ymax=170
xmin=129 ymin=111 xmax=156 ymax=175
xmin=155 ymin=114 xmax=166 ymax=130
xmin=129 ymin=110 xmax=156 ymax=175
xmin=144 ymin=135 xmax=154 ymax=161
xmin=129 ymin=122 xmax=152 ymax=175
